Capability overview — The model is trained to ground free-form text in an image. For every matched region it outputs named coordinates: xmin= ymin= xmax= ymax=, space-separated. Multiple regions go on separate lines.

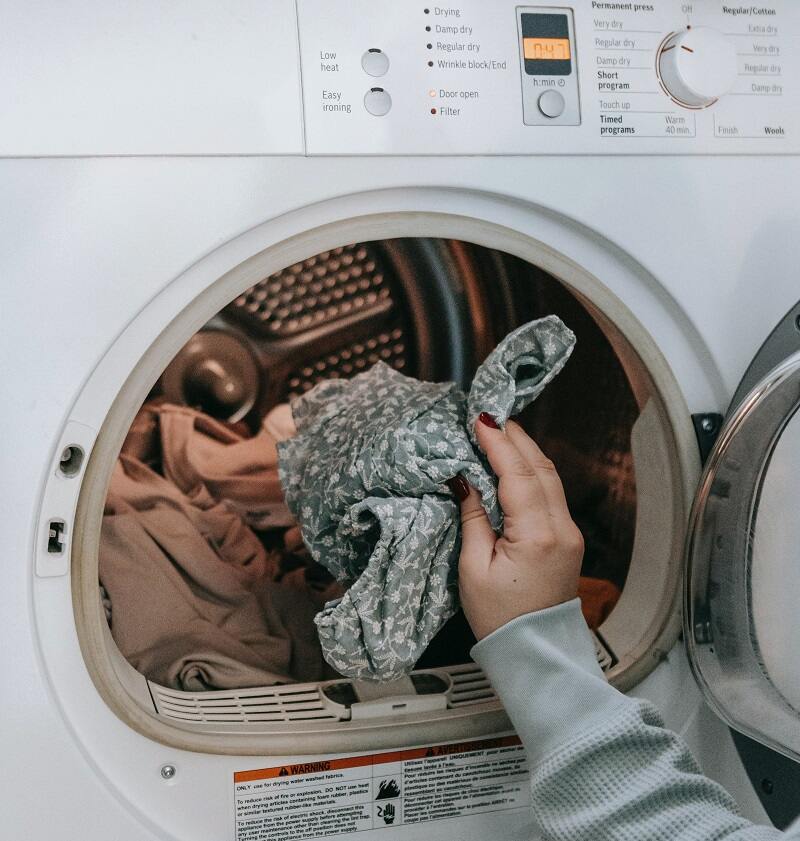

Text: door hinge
xmin=692 ymin=413 xmax=723 ymax=465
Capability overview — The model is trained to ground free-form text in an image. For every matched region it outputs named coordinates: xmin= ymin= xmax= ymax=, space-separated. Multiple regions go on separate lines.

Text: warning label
xmin=233 ymin=735 xmax=529 ymax=841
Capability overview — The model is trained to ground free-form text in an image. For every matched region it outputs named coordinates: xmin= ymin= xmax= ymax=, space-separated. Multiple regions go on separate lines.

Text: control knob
xmin=657 ymin=27 xmax=737 ymax=108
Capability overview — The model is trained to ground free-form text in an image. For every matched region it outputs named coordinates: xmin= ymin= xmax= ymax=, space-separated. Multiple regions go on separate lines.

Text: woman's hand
xmin=450 ymin=414 xmax=584 ymax=641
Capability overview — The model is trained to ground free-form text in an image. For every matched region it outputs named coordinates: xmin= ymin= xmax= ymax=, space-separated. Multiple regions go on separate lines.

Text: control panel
xmin=296 ymin=0 xmax=800 ymax=154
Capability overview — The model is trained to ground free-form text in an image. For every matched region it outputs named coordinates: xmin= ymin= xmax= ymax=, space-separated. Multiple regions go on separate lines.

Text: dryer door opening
xmin=72 ymin=235 xmax=693 ymax=755
xmin=685 ymin=301 xmax=800 ymax=764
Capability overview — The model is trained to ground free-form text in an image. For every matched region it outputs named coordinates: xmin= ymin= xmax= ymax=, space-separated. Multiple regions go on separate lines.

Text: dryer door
xmin=686 ymin=304 xmax=800 ymax=761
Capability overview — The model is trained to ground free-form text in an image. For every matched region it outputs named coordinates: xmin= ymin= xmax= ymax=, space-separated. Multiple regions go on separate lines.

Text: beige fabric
xmin=99 ymin=404 xmax=327 ymax=692
xmin=158 ymin=403 xmax=296 ymax=529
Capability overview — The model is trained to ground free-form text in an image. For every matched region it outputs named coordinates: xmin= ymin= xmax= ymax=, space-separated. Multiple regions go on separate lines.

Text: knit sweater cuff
xmin=470 ymin=598 xmax=632 ymax=765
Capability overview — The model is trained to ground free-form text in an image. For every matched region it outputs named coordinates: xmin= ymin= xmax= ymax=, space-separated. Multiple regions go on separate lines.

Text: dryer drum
xmin=160 ymin=239 xmax=513 ymax=417
xmin=90 ymin=237 xmax=682 ymax=743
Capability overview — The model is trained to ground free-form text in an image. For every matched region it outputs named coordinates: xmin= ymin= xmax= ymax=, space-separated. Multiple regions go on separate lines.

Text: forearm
xmin=471 ymin=600 xmax=787 ymax=841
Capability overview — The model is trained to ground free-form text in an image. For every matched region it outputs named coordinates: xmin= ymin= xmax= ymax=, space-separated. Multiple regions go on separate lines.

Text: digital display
xmin=523 ymin=38 xmax=571 ymax=61
xmin=520 ymin=13 xmax=572 ymax=76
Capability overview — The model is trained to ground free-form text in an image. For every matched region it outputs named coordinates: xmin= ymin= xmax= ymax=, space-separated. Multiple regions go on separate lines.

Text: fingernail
xmin=447 ymin=475 xmax=470 ymax=501
xmin=478 ymin=412 xmax=499 ymax=430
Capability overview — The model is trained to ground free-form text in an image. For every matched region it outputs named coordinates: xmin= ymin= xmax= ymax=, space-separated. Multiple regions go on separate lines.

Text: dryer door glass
xmin=686 ymin=330 xmax=800 ymax=761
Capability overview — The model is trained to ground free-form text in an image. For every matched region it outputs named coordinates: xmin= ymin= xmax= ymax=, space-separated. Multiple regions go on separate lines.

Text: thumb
xmin=449 ymin=476 xmax=495 ymax=572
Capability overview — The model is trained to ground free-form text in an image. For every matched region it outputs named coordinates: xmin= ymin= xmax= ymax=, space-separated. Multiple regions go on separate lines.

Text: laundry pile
xmin=99 ymin=402 xmax=339 ymax=691
xmin=100 ymin=315 xmax=623 ymax=690
xmin=278 ymin=316 xmax=579 ymax=681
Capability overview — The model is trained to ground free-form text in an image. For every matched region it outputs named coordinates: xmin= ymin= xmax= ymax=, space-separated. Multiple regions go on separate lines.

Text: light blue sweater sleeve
xmin=470 ymin=598 xmax=795 ymax=841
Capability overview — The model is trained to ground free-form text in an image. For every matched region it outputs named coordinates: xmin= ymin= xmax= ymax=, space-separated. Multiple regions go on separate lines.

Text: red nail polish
xmin=447 ymin=475 xmax=470 ymax=501
xmin=478 ymin=412 xmax=499 ymax=429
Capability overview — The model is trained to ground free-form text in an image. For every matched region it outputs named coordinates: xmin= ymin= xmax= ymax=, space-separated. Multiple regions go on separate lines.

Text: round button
xmin=361 ymin=49 xmax=389 ymax=77
xmin=538 ymin=89 xmax=565 ymax=118
xmin=363 ymin=88 xmax=392 ymax=116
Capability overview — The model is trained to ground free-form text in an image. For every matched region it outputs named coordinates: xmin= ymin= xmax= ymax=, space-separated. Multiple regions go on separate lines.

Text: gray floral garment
xmin=277 ymin=316 xmax=576 ymax=681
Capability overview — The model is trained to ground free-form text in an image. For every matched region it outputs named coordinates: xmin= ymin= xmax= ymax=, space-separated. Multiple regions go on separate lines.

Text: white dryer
xmin=2 ymin=1 xmax=800 ymax=840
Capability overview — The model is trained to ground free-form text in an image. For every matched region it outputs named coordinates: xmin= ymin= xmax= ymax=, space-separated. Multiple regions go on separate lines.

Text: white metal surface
xmin=0 ymin=0 xmax=304 ymax=155
xmin=2 ymin=1 xmax=799 ymax=839
xmin=5 ymin=160 xmax=790 ymax=840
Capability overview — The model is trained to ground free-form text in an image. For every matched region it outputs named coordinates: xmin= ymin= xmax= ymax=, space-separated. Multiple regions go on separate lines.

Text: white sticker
xmin=233 ymin=735 xmax=529 ymax=840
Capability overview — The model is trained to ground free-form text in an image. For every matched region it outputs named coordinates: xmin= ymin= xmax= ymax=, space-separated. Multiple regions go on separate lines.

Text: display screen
xmin=520 ymin=13 xmax=572 ymax=76
xmin=523 ymin=37 xmax=571 ymax=61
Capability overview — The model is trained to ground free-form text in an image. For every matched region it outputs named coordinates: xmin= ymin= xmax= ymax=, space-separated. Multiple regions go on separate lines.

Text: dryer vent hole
xmin=59 ymin=445 xmax=84 ymax=477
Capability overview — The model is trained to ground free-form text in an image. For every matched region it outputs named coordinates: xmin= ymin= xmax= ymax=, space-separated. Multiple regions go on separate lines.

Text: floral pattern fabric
xmin=277 ymin=315 xmax=576 ymax=681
